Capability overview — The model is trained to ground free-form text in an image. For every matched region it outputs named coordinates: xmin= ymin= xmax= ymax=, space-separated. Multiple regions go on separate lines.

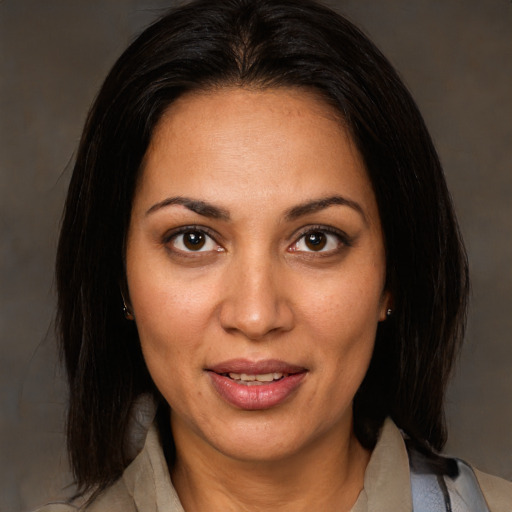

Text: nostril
xmin=219 ymin=301 xmax=293 ymax=340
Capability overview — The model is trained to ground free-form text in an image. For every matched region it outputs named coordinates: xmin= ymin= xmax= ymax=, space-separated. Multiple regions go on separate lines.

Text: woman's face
xmin=126 ymin=87 xmax=389 ymax=463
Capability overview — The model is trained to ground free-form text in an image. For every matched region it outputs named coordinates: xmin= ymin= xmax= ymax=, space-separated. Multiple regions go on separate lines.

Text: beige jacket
xmin=37 ymin=419 xmax=512 ymax=512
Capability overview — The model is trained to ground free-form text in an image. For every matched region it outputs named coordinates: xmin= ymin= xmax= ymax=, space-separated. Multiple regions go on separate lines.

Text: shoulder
xmin=474 ymin=468 xmax=512 ymax=512
xmin=33 ymin=505 xmax=79 ymax=512
xmin=85 ymin=480 xmax=137 ymax=512
xmin=32 ymin=478 xmax=136 ymax=512
xmin=400 ymin=419 xmax=511 ymax=512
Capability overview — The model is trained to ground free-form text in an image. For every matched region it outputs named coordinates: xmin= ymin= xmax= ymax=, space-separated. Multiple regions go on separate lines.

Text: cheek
xmin=129 ymin=272 xmax=225 ymax=426
xmin=298 ymin=268 xmax=384 ymax=339
xmin=134 ymin=289 xmax=212 ymax=370
xmin=126 ymin=256 xmax=222 ymax=386
xmin=131 ymin=282 xmax=211 ymax=412
xmin=296 ymin=268 xmax=383 ymax=385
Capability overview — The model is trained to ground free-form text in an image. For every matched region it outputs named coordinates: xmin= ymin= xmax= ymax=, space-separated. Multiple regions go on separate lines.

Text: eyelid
xmin=289 ymin=224 xmax=353 ymax=252
xmin=163 ymin=225 xmax=224 ymax=252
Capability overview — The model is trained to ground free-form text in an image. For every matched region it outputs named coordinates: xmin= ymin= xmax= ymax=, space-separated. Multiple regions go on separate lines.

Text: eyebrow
xmin=285 ymin=195 xmax=367 ymax=224
xmin=145 ymin=194 xmax=367 ymax=224
xmin=145 ymin=196 xmax=230 ymax=220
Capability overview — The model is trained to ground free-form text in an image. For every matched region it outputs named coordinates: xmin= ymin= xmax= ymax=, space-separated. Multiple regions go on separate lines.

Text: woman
xmin=41 ymin=0 xmax=511 ymax=510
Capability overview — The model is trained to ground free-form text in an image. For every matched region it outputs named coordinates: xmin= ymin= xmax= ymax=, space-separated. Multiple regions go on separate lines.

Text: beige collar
xmin=123 ymin=424 xmax=185 ymax=511
xmin=352 ymin=418 xmax=412 ymax=511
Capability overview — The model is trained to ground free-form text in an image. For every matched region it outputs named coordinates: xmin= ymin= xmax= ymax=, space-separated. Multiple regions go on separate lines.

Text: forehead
xmin=147 ymin=86 xmax=348 ymax=161
xmin=158 ymin=86 xmax=344 ymax=129
xmin=137 ymin=86 xmax=379 ymax=225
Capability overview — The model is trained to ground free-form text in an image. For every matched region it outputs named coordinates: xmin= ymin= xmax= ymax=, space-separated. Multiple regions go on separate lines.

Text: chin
xmin=196 ymin=409 xmax=346 ymax=465
xmin=211 ymin=430 xmax=307 ymax=463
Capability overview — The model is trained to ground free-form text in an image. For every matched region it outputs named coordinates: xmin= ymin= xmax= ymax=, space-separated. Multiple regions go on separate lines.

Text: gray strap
xmin=411 ymin=471 xmax=451 ymax=512
xmin=410 ymin=458 xmax=490 ymax=512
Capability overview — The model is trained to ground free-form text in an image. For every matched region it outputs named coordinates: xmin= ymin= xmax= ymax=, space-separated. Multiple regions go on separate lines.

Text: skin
xmin=126 ymin=87 xmax=390 ymax=511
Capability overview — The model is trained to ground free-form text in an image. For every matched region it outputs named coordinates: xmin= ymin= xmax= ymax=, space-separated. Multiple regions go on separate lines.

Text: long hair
xmin=56 ymin=0 xmax=469 ymax=494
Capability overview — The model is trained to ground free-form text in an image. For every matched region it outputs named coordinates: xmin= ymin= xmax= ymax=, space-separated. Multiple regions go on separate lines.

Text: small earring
xmin=122 ymin=301 xmax=135 ymax=320
xmin=386 ymin=308 xmax=393 ymax=317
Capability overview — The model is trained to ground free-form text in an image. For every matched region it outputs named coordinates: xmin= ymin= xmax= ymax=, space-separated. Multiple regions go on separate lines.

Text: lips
xmin=207 ymin=359 xmax=307 ymax=410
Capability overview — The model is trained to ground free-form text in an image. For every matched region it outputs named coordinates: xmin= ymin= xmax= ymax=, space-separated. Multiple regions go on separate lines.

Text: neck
xmin=170 ymin=416 xmax=370 ymax=512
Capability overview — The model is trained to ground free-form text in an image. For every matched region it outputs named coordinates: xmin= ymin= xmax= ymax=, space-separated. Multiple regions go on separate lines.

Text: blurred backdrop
xmin=1 ymin=0 xmax=511 ymax=510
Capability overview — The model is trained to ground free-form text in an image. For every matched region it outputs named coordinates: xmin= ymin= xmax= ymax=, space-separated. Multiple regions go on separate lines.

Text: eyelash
xmin=289 ymin=225 xmax=352 ymax=254
xmin=163 ymin=226 xmax=223 ymax=254
xmin=162 ymin=225 xmax=352 ymax=255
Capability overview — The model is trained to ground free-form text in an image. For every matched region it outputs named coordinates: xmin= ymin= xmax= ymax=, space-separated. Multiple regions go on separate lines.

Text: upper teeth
xmin=229 ymin=372 xmax=285 ymax=382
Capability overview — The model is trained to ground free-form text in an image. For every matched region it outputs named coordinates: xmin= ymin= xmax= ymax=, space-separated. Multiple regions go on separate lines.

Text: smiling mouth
xmin=207 ymin=361 xmax=307 ymax=410
xmin=220 ymin=372 xmax=288 ymax=385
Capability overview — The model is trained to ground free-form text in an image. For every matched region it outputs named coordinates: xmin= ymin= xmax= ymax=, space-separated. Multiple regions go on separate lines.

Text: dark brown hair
xmin=56 ymin=0 xmax=469 ymax=495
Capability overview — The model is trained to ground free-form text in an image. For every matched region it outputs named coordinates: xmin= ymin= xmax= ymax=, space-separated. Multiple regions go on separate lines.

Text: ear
xmin=119 ymin=279 xmax=135 ymax=320
xmin=378 ymin=290 xmax=393 ymax=322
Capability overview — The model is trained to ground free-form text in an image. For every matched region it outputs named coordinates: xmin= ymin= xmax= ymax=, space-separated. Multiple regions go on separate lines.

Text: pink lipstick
xmin=207 ymin=359 xmax=307 ymax=410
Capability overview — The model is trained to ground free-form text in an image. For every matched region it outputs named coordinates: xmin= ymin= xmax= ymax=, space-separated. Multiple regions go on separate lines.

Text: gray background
xmin=1 ymin=1 xmax=511 ymax=510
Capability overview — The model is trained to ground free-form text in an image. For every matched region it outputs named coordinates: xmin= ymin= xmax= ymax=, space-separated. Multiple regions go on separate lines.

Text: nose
xmin=219 ymin=256 xmax=294 ymax=340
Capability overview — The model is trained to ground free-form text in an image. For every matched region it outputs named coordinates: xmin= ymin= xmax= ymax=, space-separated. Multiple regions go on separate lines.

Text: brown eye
xmin=170 ymin=229 xmax=220 ymax=253
xmin=304 ymin=232 xmax=327 ymax=251
xmin=183 ymin=231 xmax=206 ymax=250
xmin=289 ymin=228 xmax=347 ymax=254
